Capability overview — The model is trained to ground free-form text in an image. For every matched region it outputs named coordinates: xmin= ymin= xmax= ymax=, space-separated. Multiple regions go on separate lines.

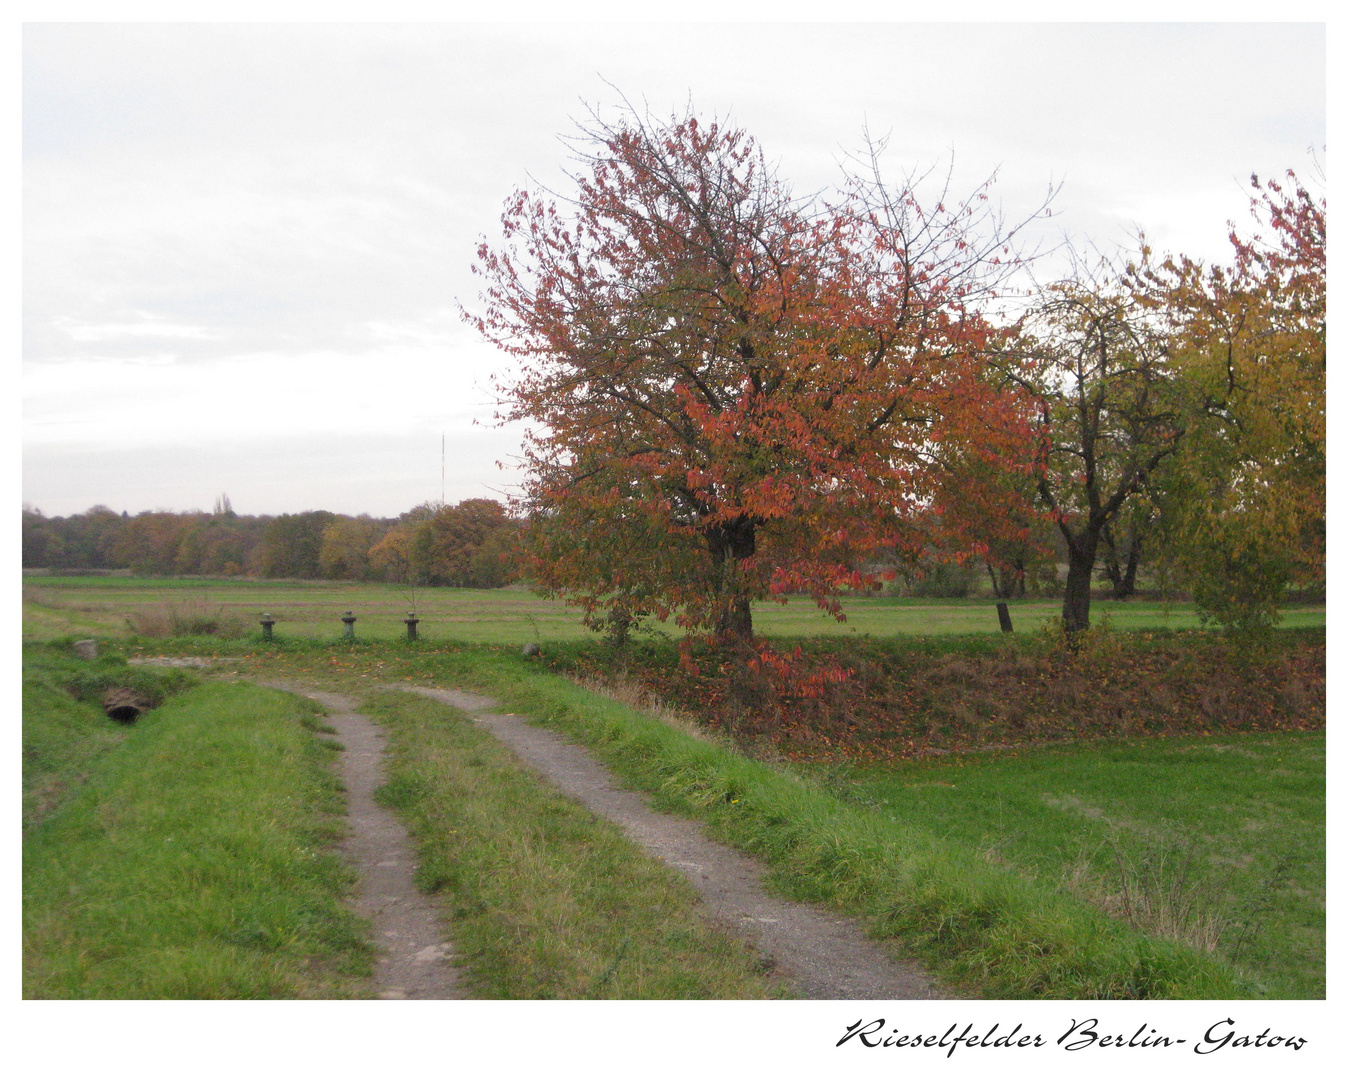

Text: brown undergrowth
xmin=572 ymin=630 xmax=1325 ymax=764
xmin=126 ymin=595 xmax=248 ymax=638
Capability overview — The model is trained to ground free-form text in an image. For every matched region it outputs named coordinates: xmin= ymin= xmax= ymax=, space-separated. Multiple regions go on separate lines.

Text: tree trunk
xmin=715 ymin=593 xmax=754 ymax=641
xmin=986 ymin=563 xmax=1008 ymax=598
xmin=986 ymin=559 xmax=1028 ymax=600
xmin=1117 ymin=531 xmax=1142 ymax=599
xmin=1061 ymin=533 xmax=1100 ymax=634
xmin=706 ymin=517 xmax=756 ymax=642
xmin=1101 ymin=524 xmax=1143 ymax=600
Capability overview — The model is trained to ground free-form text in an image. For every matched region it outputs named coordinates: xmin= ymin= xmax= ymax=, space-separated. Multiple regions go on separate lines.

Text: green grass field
xmin=21 ymin=576 xmax=1325 ymax=998
xmin=20 ymin=574 xmax=1328 ymax=645
xmin=819 ymin=734 xmax=1325 ymax=997
xmin=23 ymin=646 xmax=372 ymax=998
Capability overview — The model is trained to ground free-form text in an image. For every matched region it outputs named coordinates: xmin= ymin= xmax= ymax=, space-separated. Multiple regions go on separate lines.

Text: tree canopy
xmin=1004 ymin=267 xmax=1189 ymax=632
xmin=470 ymin=106 xmax=1047 ymax=647
xmin=1138 ymin=169 xmax=1326 ymax=631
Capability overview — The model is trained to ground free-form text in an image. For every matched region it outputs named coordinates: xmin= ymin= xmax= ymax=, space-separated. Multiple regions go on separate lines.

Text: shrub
xmin=126 ymin=597 xmax=248 ymax=639
xmin=888 ymin=559 xmax=979 ymax=599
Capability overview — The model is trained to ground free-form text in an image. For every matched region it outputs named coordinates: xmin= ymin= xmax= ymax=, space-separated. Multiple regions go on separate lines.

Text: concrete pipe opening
xmin=101 ymin=687 xmax=151 ymax=724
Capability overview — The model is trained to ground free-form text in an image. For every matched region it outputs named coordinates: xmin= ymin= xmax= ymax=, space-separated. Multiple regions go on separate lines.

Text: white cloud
xmin=24 ymin=338 xmax=505 ymax=448
xmin=22 ymin=21 xmax=1326 ymax=516
xmin=61 ymin=318 xmax=221 ymax=343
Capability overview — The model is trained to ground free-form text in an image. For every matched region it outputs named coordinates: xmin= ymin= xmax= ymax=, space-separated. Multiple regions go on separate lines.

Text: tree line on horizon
xmin=21 ymin=497 xmax=522 ymax=590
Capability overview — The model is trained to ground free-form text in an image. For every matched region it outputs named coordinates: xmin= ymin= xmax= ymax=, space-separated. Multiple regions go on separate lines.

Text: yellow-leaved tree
xmin=1139 ymin=168 xmax=1325 ymax=630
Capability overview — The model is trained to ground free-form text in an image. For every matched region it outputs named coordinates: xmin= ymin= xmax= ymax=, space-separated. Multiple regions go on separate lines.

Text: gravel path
xmin=403 ymin=685 xmax=943 ymax=1000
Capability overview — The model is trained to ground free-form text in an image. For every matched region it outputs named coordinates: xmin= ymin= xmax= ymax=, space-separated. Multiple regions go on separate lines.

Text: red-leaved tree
xmin=468 ymin=105 xmax=1047 ymax=653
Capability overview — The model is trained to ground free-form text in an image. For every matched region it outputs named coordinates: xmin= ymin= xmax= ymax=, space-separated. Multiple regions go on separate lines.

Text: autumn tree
xmin=111 ymin=511 xmax=196 ymax=575
xmin=368 ymin=522 xmax=417 ymax=586
xmin=367 ymin=500 xmax=518 ymax=588
xmin=1139 ymin=169 xmax=1325 ymax=630
xmin=21 ymin=507 xmax=60 ymax=568
xmin=22 ymin=505 xmax=126 ymax=570
xmin=1006 ymin=265 xmax=1188 ymax=633
xmin=470 ymin=106 xmax=1046 ymax=647
xmin=319 ymin=515 xmax=389 ymax=581
xmin=922 ymin=439 xmax=1060 ymax=601
xmin=411 ymin=499 xmax=520 ymax=587
xmin=255 ymin=511 xmax=335 ymax=579
xmin=1097 ymin=501 xmax=1153 ymax=601
xmin=368 ymin=502 xmax=437 ymax=587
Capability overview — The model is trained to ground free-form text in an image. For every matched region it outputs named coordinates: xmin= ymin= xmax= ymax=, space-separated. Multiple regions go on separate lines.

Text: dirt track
xmin=265 ymin=685 xmax=464 ymax=999
xmin=396 ymin=684 xmax=942 ymax=1000
xmin=258 ymin=676 xmax=944 ymax=999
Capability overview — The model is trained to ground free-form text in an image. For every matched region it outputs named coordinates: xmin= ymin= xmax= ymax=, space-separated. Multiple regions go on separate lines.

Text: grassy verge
xmin=362 ymin=688 xmax=786 ymax=998
xmin=238 ymin=641 xmax=1262 ymax=998
xmin=23 ymin=676 xmax=372 ymax=998
xmin=23 ymin=642 xmax=197 ymax=829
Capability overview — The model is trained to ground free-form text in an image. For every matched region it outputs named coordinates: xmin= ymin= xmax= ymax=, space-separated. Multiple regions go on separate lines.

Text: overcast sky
xmin=21 ymin=20 xmax=1326 ymax=520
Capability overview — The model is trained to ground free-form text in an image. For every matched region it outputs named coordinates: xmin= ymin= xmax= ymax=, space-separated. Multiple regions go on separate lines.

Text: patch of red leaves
xmin=587 ymin=634 xmax=1325 ymax=764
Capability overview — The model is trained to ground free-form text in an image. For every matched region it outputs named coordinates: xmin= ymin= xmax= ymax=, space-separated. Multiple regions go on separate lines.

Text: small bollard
xmin=260 ymin=613 xmax=275 ymax=640
xmin=341 ymin=610 xmax=357 ymax=639
xmin=404 ymin=611 xmax=419 ymax=642
xmin=995 ymin=601 xmax=1014 ymax=633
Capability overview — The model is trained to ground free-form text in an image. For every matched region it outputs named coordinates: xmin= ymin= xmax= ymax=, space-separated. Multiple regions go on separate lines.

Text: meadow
xmin=20 ymin=574 xmax=1327 ymax=645
xmin=829 ymin=734 xmax=1324 ymax=997
xmin=21 ymin=575 xmax=1326 ymax=998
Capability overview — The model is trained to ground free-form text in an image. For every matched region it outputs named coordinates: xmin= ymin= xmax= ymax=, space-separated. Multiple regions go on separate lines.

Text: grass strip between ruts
xmin=362 ymin=688 xmax=787 ymax=998
xmin=23 ymin=679 xmax=372 ymax=998
xmin=407 ymin=648 xmax=1256 ymax=999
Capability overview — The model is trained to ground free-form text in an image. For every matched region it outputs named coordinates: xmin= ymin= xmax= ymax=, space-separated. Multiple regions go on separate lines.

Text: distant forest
xmin=21 ymin=497 xmax=522 ymax=589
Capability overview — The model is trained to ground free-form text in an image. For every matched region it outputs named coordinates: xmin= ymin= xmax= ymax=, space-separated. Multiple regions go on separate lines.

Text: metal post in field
xmin=260 ymin=613 xmax=275 ymax=640
xmin=404 ymin=611 xmax=419 ymax=642
xmin=342 ymin=611 xmax=357 ymax=639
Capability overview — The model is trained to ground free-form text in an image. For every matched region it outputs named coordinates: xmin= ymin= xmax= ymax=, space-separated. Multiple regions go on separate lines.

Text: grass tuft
xmin=126 ymin=595 xmax=249 ymax=638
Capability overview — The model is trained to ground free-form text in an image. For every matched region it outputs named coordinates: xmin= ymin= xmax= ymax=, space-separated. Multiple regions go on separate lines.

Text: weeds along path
xmin=264 ymin=684 xmax=463 ymax=1000
xmin=403 ymin=685 xmax=940 ymax=1000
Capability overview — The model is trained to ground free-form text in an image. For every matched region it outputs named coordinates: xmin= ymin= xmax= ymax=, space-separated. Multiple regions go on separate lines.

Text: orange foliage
xmin=468 ymin=106 xmax=1046 ymax=651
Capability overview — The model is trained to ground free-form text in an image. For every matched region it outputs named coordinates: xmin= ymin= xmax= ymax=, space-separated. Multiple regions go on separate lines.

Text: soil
xmin=262 ymin=683 xmax=464 ymax=1000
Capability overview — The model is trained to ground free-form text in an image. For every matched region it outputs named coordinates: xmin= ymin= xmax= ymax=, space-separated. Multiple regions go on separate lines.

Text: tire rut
xmin=402 ymin=684 xmax=943 ymax=1000
xmin=267 ymin=684 xmax=464 ymax=999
